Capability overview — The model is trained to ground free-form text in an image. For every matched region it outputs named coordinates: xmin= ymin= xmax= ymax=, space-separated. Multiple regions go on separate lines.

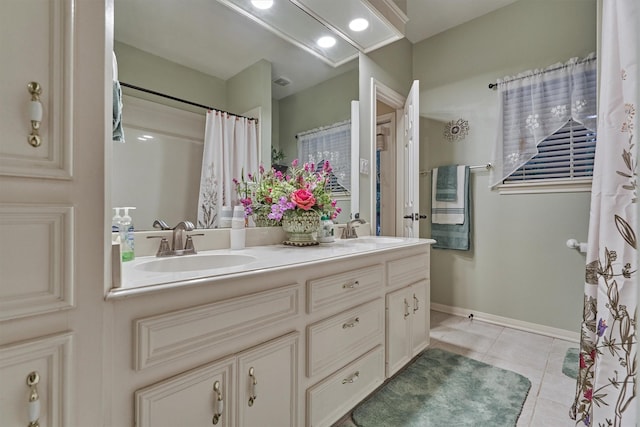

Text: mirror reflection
xmin=112 ymin=0 xmax=358 ymax=230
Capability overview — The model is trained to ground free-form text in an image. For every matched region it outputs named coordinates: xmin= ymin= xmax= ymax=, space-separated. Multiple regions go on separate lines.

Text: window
xmin=504 ymin=119 xmax=597 ymax=183
xmin=297 ymin=120 xmax=351 ymax=194
xmin=490 ymin=54 xmax=597 ymax=192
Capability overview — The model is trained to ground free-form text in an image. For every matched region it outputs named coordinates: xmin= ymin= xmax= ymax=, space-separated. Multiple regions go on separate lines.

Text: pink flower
xmin=291 ymin=159 xmax=299 ymax=167
xmin=579 ymin=354 xmax=586 ymax=369
xmin=584 ymin=388 xmax=593 ymax=402
xmin=291 ymin=189 xmax=316 ymax=210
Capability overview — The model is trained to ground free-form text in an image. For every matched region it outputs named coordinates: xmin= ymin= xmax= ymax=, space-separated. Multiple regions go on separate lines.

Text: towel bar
xmin=420 ymin=163 xmax=492 ymax=176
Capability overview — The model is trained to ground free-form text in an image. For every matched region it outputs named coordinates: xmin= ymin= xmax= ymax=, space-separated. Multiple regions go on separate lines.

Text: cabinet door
xmin=135 ymin=356 xmax=234 ymax=427
xmin=385 ymin=287 xmax=411 ymax=377
xmin=237 ymin=332 xmax=299 ymax=427
xmin=410 ymin=280 xmax=429 ymax=356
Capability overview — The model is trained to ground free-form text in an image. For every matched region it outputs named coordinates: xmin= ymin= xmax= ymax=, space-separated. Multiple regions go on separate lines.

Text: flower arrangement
xmin=234 ymin=159 xmax=342 ymax=223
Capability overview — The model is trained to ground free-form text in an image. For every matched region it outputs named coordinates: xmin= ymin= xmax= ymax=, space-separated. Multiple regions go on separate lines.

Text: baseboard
xmin=430 ymin=303 xmax=580 ymax=343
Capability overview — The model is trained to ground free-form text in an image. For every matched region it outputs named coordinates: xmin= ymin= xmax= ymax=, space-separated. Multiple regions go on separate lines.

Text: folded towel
xmin=431 ymin=166 xmax=466 ymax=224
xmin=432 ymin=166 xmax=470 ymax=250
xmin=436 ymin=165 xmax=458 ymax=201
xmin=113 ymin=80 xmax=125 ymax=143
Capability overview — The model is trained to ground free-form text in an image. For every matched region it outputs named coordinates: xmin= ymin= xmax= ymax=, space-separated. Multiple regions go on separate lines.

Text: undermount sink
xmin=136 ymin=254 xmax=257 ymax=273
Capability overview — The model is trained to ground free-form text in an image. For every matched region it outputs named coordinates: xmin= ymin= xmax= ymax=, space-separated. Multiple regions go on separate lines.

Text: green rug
xmin=562 ymin=348 xmax=579 ymax=379
xmin=350 ymin=348 xmax=531 ymax=427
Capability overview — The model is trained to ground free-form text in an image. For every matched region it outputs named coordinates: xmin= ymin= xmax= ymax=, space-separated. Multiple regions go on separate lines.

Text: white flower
xmin=551 ymin=104 xmax=567 ymax=118
xmin=572 ymin=100 xmax=587 ymax=114
xmin=525 ymin=114 xmax=539 ymax=133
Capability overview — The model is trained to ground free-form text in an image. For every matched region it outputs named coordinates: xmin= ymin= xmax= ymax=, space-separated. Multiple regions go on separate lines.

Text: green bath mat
xmin=562 ymin=348 xmax=580 ymax=379
xmin=350 ymin=348 xmax=531 ymax=427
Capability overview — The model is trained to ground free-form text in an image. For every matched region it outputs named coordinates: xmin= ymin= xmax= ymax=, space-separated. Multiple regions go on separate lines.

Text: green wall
xmin=114 ymin=41 xmax=227 ymax=114
xmin=277 ymin=68 xmax=359 ymax=163
xmin=413 ymin=0 xmax=597 ymax=332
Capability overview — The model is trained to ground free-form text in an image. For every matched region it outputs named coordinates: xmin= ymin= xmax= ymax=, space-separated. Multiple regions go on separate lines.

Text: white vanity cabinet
xmin=304 ymin=264 xmax=386 ymax=427
xmin=385 ymin=251 xmax=431 ymax=377
xmin=110 ymin=240 xmax=433 ymax=427
xmin=135 ymin=332 xmax=298 ymax=427
xmin=386 ymin=280 xmax=430 ymax=376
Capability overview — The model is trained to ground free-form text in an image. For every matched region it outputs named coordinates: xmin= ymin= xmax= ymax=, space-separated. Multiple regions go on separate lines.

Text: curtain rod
xmin=487 ymin=55 xmax=597 ymax=89
xmin=119 ymin=81 xmax=258 ymax=122
xmin=295 ymin=119 xmax=350 ymax=139
xmin=419 ymin=163 xmax=492 ymax=175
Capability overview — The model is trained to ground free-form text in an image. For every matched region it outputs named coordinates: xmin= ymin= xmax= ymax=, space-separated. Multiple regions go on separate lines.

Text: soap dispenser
xmin=120 ymin=207 xmax=136 ymax=262
xmin=112 ymin=207 xmax=122 ymax=233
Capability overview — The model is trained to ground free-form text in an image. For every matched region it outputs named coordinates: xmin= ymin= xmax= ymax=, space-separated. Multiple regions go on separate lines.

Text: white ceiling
xmin=114 ymin=0 xmax=518 ymax=100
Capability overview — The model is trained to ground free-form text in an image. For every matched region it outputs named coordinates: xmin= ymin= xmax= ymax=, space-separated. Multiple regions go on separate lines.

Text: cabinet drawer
xmin=307 ymin=264 xmax=383 ymax=314
xmin=135 ymin=284 xmax=300 ymax=370
xmin=307 ymin=299 xmax=383 ymax=378
xmin=387 ymin=252 xmax=429 ymax=288
xmin=307 ymin=345 xmax=384 ymax=427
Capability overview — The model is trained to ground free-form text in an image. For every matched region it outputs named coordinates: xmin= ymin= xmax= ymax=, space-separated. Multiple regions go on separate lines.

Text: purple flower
xmin=268 ymin=196 xmax=295 ymax=221
xmin=597 ymin=318 xmax=607 ymax=336
xmin=583 ymin=414 xmax=590 ymax=425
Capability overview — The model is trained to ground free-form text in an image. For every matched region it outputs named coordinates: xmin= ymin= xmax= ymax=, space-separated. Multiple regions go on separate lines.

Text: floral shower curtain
xmin=197 ymin=111 xmax=258 ymax=228
xmin=571 ymin=0 xmax=638 ymax=425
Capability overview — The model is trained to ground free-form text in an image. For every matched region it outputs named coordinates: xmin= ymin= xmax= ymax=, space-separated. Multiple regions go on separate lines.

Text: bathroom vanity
xmin=107 ymin=235 xmax=434 ymax=427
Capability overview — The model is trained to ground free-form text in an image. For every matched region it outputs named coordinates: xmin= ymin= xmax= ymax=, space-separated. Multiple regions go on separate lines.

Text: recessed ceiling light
xmin=142 ymin=135 xmax=154 ymax=139
xmin=251 ymin=0 xmax=273 ymax=10
xmin=349 ymin=18 xmax=369 ymax=32
xmin=137 ymin=136 xmax=147 ymax=141
xmin=317 ymin=36 xmax=336 ymax=48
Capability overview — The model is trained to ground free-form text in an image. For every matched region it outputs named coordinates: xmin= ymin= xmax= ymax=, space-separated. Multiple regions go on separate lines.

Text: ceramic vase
xmin=253 ymin=211 xmax=281 ymax=227
xmin=282 ymin=210 xmax=320 ymax=246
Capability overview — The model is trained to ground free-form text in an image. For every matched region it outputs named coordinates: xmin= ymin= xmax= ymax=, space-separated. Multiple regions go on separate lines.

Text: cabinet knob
xmin=212 ymin=380 xmax=224 ymax=425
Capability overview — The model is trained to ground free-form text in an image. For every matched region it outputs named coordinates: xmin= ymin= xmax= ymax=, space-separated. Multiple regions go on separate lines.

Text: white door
xmin=410 ymin=280 xmax=429 ymax=356
xmin=400 ymin=80 xmax=420 ymax=237
xmin=385 ymin=288 xmax=411 ymax=377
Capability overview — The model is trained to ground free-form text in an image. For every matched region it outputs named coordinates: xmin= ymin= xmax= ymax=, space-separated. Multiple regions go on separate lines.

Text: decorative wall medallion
xmin=443 ymin=118 xmax=470 ymax=142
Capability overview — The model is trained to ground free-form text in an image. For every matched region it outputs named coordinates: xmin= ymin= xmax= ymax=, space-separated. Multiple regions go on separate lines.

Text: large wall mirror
xmin=112 ymin=0 xmax=360 ymax=230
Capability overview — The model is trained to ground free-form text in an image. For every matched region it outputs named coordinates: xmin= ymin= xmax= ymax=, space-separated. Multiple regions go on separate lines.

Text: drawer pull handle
xmin=404 ymin=299 xmax=410 ymax=318
xmin=413 ymin=294 xmax=420 ymax=313
xmin=26 ymin=371 xmax=40 ymax=427
xmin=27 ymin=82 xmax=43 ymax=148
xmin=343 ymin=280 xmax=360 ymax=289
xmin=342 ymin=371 xmax=360 ymax=384
xmin=342 ymin=317 xmax=360 ymax=329
xmin=212 ymin=380 xmax=224 ymax=425
xmin=248 ymin=367 xmax=257 ymax=407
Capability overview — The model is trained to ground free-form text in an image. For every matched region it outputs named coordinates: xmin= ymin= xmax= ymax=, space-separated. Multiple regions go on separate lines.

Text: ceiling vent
xmin=273 ymin=76 xmax=292 ymax=87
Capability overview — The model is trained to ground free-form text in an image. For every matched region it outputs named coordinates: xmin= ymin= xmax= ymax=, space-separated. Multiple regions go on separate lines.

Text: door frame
xmin=369 ymin=78 xmax=405 ymax=236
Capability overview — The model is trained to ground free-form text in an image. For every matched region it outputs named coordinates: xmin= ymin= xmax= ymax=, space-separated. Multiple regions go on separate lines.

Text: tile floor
xmin=335 ymin=310 xmax=580 ymax=427
xmin=429 ymin=310 xmax=579 ymax=426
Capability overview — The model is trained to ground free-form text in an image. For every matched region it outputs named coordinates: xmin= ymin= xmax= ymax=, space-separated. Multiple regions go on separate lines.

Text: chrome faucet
xmin=147 ymin=220 xmax=202 ymax=257
xmin=341 ymin=218 xmax=366 ymax=239
xmin=171 ymin=221 xmax=195 ymax=253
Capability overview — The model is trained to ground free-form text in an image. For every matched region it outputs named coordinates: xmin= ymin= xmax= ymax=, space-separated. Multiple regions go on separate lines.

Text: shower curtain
xmin=571 ymin=0 xmax=638 ymax=425
xmin=197 ymin=111 xmax=258 ymax=228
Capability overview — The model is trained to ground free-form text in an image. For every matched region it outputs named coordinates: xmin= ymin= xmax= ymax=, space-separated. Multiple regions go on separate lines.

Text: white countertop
xmin=109 ymin=236 xmax=435 ymax=299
